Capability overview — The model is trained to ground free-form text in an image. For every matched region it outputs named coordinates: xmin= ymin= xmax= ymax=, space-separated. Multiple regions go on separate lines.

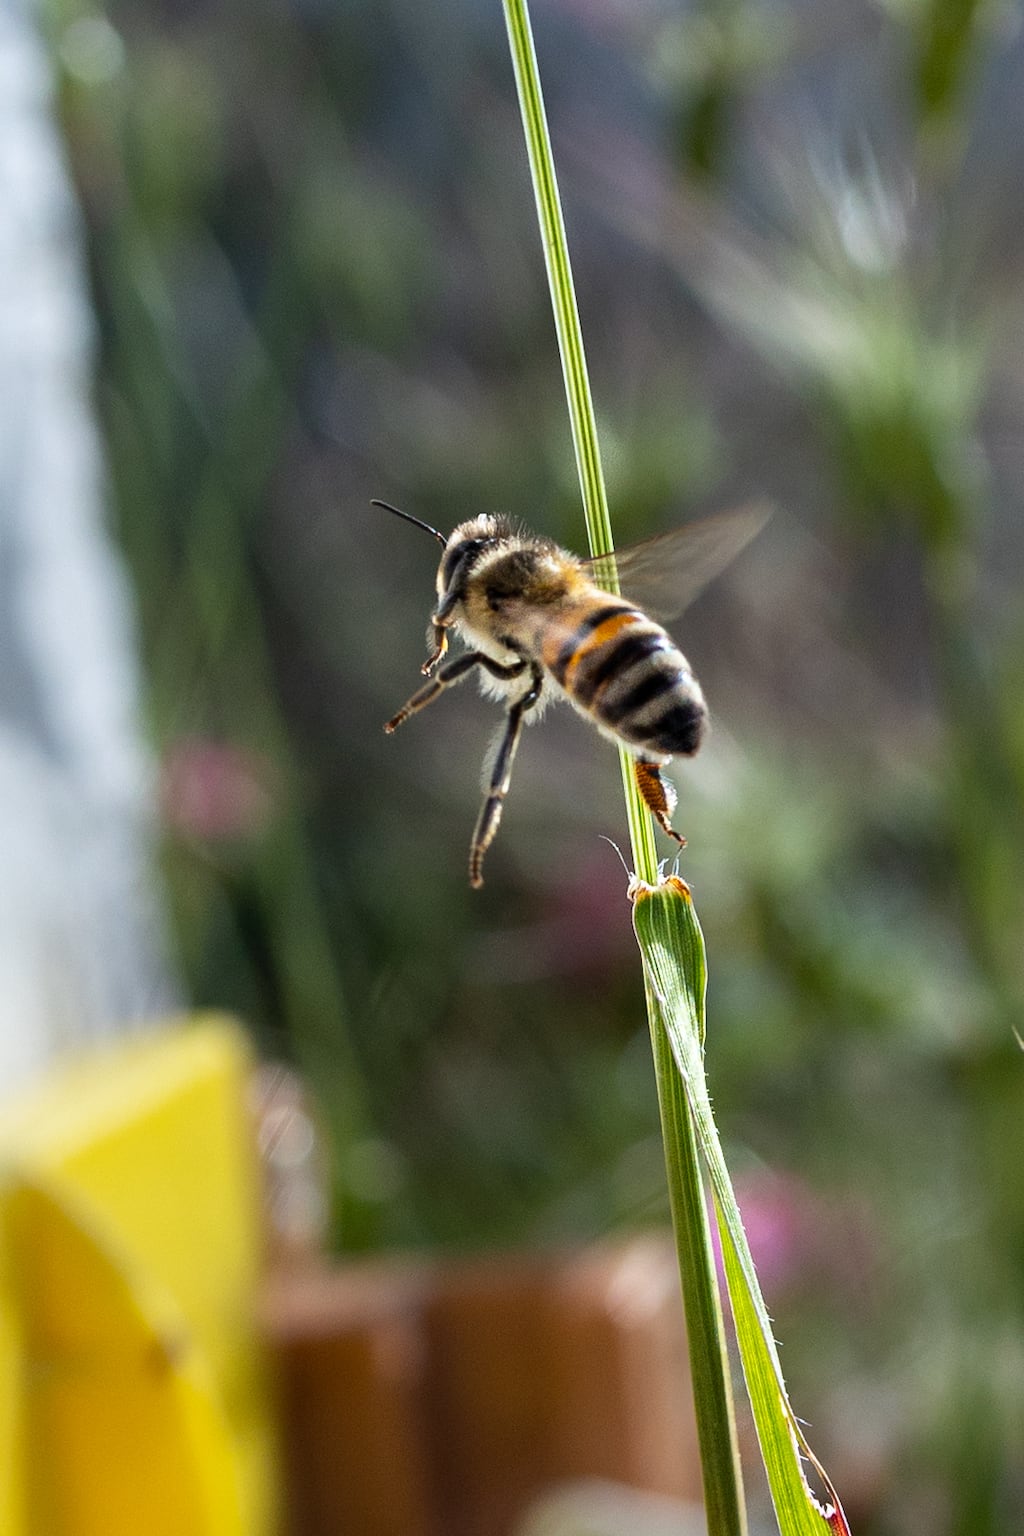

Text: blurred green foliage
xmin=47 ymin=0 xmax=1024 ymax=1530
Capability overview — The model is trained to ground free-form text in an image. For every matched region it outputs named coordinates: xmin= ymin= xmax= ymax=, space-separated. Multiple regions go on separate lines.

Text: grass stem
xmin=501 ymin=5 xmax=746 ymax=1530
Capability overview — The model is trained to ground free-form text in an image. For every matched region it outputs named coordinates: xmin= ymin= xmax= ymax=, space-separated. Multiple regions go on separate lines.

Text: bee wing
xmin=582 ymin=500 xmax=771 ymax=620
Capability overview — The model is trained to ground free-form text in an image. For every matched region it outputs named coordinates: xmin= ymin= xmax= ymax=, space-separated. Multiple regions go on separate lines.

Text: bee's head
xmin=436 ymin=514 xmax=512 ymax=602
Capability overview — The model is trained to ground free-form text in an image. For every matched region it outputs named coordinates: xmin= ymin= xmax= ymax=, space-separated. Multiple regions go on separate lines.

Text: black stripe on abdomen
xmin=550 ymin=604 xmax=636 ymax=685
xmin=598 ymin=663 xmax=678 ymax=726
xmin=572 ymin=627 xmax=669 ymax=707
xmin=644 ymin=696 xmax=707 ymax=756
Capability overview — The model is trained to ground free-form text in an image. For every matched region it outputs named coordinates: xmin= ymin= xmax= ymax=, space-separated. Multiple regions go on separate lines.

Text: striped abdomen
xmin=543 ymin=601 xmax=706 ymax=758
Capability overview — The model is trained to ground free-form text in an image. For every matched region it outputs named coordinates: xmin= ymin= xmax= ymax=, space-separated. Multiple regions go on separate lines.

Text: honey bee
xmin=375 ymin=498 xmax=768 ymax=888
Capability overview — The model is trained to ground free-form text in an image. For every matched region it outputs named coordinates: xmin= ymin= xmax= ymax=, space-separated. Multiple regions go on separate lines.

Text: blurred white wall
xmin=0 ymin=0 xmax=175 ymax=1092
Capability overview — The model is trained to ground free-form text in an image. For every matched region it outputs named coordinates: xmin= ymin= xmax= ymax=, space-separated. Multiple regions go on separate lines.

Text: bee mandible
xmin=375 ymin=499 xmax=768 ymax=888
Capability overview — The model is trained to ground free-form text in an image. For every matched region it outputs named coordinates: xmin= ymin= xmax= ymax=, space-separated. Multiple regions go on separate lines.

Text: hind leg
xmin=468 ymin=665 xmax=543 ymax=888
xmin=634 ymin=760 xmax=686 ymax=847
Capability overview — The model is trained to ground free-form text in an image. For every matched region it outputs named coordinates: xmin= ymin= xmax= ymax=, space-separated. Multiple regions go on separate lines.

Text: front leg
xmin=385 ymin=651 xmax=526 ymax=734
xmin=468 ymin=665 xmax=543 ymax=889
xmin=421 ymin=586 xmax=463 ymax=674
xmin=421 ymin=621 xmax=449 ymax=676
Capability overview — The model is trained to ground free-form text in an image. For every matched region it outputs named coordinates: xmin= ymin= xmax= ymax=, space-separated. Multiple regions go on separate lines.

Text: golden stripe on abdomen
xmin=547 ymin=603 xmax=640 ymax=687
xmin=572 ymin=625 xmax=670 ymax=708
xmin=549 ymin=606 xmax=707 ymax=758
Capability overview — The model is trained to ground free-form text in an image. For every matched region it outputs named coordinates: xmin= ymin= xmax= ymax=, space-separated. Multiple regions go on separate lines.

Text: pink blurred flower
xmin=731 ymin=1169 xmax=809 ymax=1296
xmin=713 ymin=1168 xmax=878 ymax=1302
xmin=160 ymin=737 xmax=274 ymax=843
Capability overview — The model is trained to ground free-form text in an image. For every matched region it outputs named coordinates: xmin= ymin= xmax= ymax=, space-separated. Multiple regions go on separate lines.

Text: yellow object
xmin=0 ymin=1018 xmax=279 ymax=1536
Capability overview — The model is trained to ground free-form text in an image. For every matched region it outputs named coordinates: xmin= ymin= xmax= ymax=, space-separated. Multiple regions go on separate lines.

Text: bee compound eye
xmin=442 ymin=538 xmax=486 ymax=590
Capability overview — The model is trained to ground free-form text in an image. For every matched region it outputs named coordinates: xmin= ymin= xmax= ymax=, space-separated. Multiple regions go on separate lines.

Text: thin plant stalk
xmin=501 ymin=4 xmax=746 ymax=1531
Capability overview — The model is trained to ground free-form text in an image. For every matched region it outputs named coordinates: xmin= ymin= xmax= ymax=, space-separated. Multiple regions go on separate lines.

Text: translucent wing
xmin=582 ymin=500 xmax=771 ymax=620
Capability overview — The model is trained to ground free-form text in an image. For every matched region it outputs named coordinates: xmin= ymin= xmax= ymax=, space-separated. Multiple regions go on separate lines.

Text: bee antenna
xmin=371 ymin=498 xmax=447 ymax=547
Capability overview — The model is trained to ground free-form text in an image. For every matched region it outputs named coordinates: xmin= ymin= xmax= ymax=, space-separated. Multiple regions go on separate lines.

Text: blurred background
xmin=6 ymin=0 xmax=1024 ymax=1530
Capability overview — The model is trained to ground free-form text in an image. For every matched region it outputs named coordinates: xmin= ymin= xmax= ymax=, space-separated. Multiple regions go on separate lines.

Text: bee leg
xmin=469 ymin=665 xmax=543 ymax=889
xmin=422 ymin=588 xmax=464 ymax=674
xmin=634 ymin=760 xmax=687 ymax=848
xmin=421 ymin=623 xmax=449 ymax=676
xmin=385 ymin=651 xmax=526 ymax=733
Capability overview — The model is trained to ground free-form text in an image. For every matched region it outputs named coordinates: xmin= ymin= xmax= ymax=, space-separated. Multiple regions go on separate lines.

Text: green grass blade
xmin=501 ymin=5 xmax=746 ymax=1531
xmin=500 ymin=0 xmax=657 ymax=883
xmin=633 ymin=875 xmax=851 ymax=1536
xmin=643 ymin=936 xmax=747 ymax=1536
